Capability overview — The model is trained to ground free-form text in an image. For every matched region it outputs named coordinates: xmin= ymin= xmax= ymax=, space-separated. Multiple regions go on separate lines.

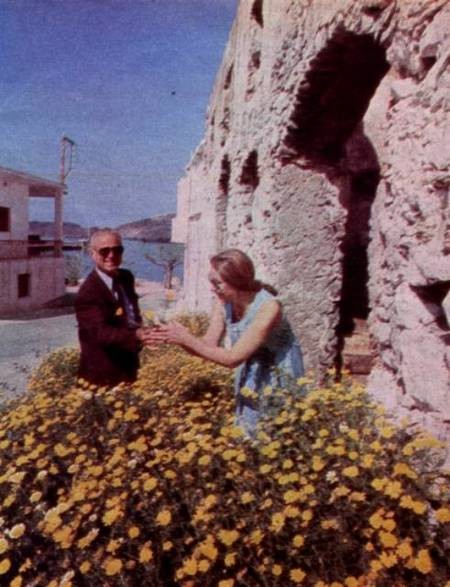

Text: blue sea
xmin=64 ymin=239 xmax=184 ymax=284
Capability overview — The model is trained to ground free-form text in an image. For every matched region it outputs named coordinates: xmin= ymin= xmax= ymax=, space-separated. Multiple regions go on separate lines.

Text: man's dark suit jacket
xmin=75 ymin=268 xmax=142 ymax=386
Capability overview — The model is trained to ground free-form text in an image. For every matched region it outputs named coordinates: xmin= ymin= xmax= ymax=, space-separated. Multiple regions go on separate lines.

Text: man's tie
xmin=112 ymin=276 xmax=126 ymax=312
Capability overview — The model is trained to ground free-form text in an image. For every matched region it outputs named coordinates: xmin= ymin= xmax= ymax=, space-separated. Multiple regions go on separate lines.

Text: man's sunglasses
xmin=97 ymin=245 xmax=124 ymax=257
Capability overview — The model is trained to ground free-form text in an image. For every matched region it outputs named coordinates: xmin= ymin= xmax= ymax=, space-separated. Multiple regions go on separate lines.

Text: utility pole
xmin=55 ymin=136 xmax=76 ymax=256
xmin=60 ymin=135 xmax=76 ymax=185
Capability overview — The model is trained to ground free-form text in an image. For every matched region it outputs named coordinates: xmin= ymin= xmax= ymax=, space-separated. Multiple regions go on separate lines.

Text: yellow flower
xmin=290 ymin=568 xmax=306 ymax=583
xmin=302 ymin=509 xmax=313 ymax=522
xmin=380 ymin=551 xmax=398 ymax=568
xmin=218 ymin=529 xmax=239 ymax=546
xmin=30 ymin=491 xmax=42 ymax=503
xmin=259 ymin=464 xmax=272 ymax=474
xmin=240 ymin=386 xmax=258 ymax=399
xmin=379 ymin=531 xmax=398 ymax=548
xmin=283 ymin=490 xmax=301 ymax=504
xmin=9 ymin=471 xmax=26 ymax=484
xmin=80 ymin=561 xmax=91 ymax=574
xmin=284 ymin=505 xmax=301 ymax=518
xmin=411 ymin=500 xmax=427 ymax=515
xmin=379 ymin=426 xmax=394 ymax=438
xmin=369 ymin=512 xmax=384 ymax=529
xmin=180 ymin=557 xmax=198 ymax=576
xmin=199 ymin=539 xmax=218 ymax=561
xmin=293 ymin=534 xmax=305 ymax=548
xmin=54 ymin=443 xmax=72 ymax=457
xmin=0 ymin=539 xmax=8 ymax=554
xmin=102 ymin=507 xmax=123 ymax=526
xmin=361 ymin=454 xmax=374 ymax=468
xmin=103 ymin=557 xmax=123 ymax=576
xmin=344 ymin=578 xmax=358 ymax=587
xmin=321 ymin=519 xmax=339 ymax=530
xmin=0 ymin=558 xmax=11 ymax=575
xmin=393 ymin=462 xmax=417 ymax=479
xmin=224 ymin=552 xmax=237 ymax=567
xmin=312 ymin=456 xmax=325 ymax=471
xmin=249 ymin=529 xmax=264 ymax=545
xmin=342 ymin=466 xmax=359 ymax=478
xmin=163 ymin=541 xmax=173 ymax=551
xmin=143 ymin=477 xmax=158 ymax=491
xmin=270 ymin=512 xmax=285 ymax=532
xmin=8 ymin=524 xmax=25 ymax=539
xmin=10 ymin=576 xmax=23 ymax=587
xmin=371 ymin=478 xmax=387 ymax=491
xmin=128 ymin=526 xmax=140 ymax=539
xmin=436 ymin=507 xmax=450 ymax=523
xmin=272 ymin=564 xmax=283 ymax=576
xmin=218 ymin=580 xmax=234 ymax=587
xmin=384 ymin=481 xmax=402 ymax=499
xmin=198 ymin=559 xmax=210 ymax=572
xmin=156 ymin=509 xmax=172 ymax=526
xmin=139 ymin=543 xmax=153 ymax=563
xmin=382 ymin=518 xmax=396 ymax=532
xmin=241 ymin=492 xmax=255 ymax=504
xmin=77 ymin=528 xmax=99 ymax=549
xmin=144 ymin=309 xmax=155 ymax=322
xmin=414 ymin=549 xmax=433 ymax=574
xmin=396 ymin=540 xmax=413 ymax=559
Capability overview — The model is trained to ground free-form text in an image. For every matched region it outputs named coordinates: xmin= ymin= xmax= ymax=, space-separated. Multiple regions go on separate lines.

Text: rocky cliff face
xmin=173 ymin=0 xmax=450 ymax=442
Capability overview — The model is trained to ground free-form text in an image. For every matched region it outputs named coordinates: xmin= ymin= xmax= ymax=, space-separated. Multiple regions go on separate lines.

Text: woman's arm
xmin=163 ymin=299 xmax=281 ymax=368
xmin=201 ymin=301 xmax=226 ymax=345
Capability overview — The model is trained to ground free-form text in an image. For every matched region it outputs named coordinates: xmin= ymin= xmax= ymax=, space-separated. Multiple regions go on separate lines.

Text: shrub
xmin=0 ymin=328 xmax=448 ymax=585
xmin=28 ymin=347 xmax=80 ymax=396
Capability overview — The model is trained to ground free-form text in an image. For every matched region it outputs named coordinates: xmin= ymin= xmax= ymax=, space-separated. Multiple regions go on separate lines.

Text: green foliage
xmin=28 ymin=346 xmax=79 ymax=395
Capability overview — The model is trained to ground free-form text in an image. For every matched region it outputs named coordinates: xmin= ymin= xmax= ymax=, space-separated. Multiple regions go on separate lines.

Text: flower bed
xmin=0 ymin=316 xmax=448 ymax=586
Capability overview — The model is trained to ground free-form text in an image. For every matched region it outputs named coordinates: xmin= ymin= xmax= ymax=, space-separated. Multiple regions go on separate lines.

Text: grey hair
xmin=89 ymin=229 xmax=122 ymax=251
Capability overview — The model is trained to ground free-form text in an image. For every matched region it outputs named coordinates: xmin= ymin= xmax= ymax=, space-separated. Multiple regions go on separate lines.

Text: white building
xmin=0 ymin=166 xmax=65 ymax=314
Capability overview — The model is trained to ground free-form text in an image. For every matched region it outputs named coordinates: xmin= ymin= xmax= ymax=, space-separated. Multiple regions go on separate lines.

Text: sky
xmin=0 ymin=0 xmax=238 ymax=227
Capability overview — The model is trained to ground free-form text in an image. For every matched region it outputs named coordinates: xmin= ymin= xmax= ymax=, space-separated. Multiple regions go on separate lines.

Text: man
xmin=75 ymin=229 xmax=155 ymax=386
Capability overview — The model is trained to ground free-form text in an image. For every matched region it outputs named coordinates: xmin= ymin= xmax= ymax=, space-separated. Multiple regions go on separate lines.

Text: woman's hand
xmin=158 ymin=321 xmax=191 ymax=346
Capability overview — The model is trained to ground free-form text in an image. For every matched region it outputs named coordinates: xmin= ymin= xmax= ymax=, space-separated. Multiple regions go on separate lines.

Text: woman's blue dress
xmin=224 ymin=289 xmax=304 ymax=436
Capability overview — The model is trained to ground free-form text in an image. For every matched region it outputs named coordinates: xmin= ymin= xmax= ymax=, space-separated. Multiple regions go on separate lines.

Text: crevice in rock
xmin=216 ymin=155 xmax=231 ymax=249
xmin=239 ymin=150 xmax=259 ymax=190
xmin=251 ymin=0 xmax=263 ymax=27
xmin=335 ymin=131 xmax=380 ymax=381
xmin=282 ymin=29 xmax=389 ymax=166
xmin=219 ymin=155 xmax=231 ymax=196
xmin=250 ymin=50 xmax=261 ymax=71
xmin=224 ymin=65 xmax=233 ymax=90
xmin=411 ymin=281 xmax=450 ymax=331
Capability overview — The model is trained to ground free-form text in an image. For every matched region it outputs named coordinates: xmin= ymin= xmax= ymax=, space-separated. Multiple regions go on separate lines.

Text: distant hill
xmin=29 ymin=213 xmax=175 ymax=243
xmin=29 ymin=221 xmax=87 ymax=239
xmin=116 ymin=214 xmax=175 ymax=243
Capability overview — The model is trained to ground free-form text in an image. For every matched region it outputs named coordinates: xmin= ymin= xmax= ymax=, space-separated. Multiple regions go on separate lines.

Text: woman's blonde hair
xmin=210 ymin=249 xmax=277 ymax=294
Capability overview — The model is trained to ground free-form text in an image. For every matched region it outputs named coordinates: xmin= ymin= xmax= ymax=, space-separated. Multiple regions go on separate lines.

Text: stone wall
xmin=173 ymin=0 xmax=450 ymax=440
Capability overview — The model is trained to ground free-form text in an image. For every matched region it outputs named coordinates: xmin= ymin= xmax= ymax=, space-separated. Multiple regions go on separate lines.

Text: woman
xmin=161 ymin=249 xmax=304 ymax=436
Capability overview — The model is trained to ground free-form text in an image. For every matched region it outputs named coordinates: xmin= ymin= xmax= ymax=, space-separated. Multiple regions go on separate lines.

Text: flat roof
xmin=0 ymin=165 xmax=65 ymax=197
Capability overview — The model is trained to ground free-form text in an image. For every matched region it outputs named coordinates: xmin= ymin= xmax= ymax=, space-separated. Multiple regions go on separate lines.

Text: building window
xmin=18 ymin=273 xmax=30 ymax=298
xmin=0 ymin=207 xmax=10 ymax=232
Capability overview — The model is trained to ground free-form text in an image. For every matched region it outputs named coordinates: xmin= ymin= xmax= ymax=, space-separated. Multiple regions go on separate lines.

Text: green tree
xmin=144 ymin=242 xmax=184 ymax=289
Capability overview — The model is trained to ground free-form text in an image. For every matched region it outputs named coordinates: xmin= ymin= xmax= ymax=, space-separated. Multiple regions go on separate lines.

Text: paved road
xmin=0 ymin=311 xmax=79 ymax=401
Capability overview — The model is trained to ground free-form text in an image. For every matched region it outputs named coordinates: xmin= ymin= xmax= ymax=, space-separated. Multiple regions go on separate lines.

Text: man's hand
xmin=136 ymin=326 xmax=167 ymax=347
